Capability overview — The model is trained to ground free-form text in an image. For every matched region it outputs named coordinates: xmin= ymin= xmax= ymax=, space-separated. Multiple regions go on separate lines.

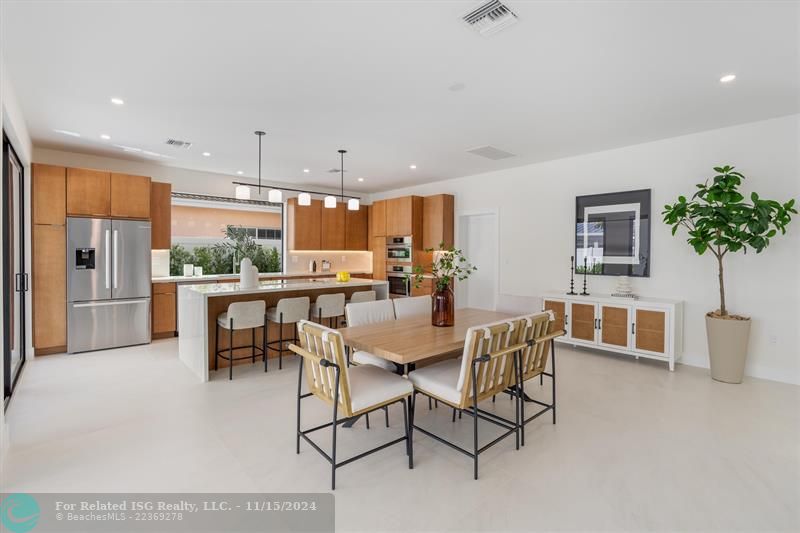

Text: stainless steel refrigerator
xmin=67 ymin=217 xmax=151 ymax=353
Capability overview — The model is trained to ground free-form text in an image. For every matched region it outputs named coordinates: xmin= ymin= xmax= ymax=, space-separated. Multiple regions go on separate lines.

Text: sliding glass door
xmin=3 ymin=133 xmax=27 ymax=404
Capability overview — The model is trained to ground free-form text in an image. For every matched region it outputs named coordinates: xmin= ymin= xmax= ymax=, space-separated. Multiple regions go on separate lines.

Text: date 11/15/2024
xmin=55 ymin=499 xmax=319 ymax=513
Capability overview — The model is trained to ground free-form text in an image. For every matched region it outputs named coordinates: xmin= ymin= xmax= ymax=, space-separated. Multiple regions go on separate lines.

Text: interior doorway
xmin=456 ymin=211 xmax=498 ymax=311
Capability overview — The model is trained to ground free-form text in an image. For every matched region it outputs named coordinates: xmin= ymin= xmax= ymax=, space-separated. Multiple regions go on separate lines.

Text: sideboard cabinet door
xmin=569 ymin=302 xmax=597 ymax=343
xmin=633 ymin=308 xmax=668 ymax=355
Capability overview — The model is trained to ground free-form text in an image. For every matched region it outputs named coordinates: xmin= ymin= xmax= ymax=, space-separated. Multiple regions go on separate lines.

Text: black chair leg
xmin=365 ymin=412 xmax=370 ymax=429
xmin=263 ymin=314 xmax=268 ymax=372
xmin=409 ymin=393 xmax=415 ymax=468
xmin=384 ymin=406 xmax=389 ymax=428
xmin=251 ymin=328 xmax=256 ymax=363
xmin=551 ymin=340 xmax=557 ymax=425
xmin=402 ymin=398 xmax=413 ymax=468
xmin=452 ymin=408 xmax=456 ymax=423
xmin=428 ymin=397 xmax=432 ymax=410
xmin=229 ymin=318 xmax=234 ymax=381
xmin=279 ymin=313 xmax=283 ymax=370
xmin=214 ymin=322 xmax=219 ymax=371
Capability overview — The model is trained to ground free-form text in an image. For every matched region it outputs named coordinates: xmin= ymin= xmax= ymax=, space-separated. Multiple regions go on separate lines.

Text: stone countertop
xmin=152 ymin=270 xmax=372 ymax=283
xmin=182 ymin=277 xmax=387 ymax=298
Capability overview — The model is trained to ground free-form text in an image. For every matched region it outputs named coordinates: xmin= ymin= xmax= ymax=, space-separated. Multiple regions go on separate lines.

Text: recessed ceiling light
xmin=303 ymin=168 xmax=310 ymax=173
xmin=100 ymin=134 xmax=111 ymax=140
xmin=720 ymin=74 xmax=736 ymax=83
xmin=357 ymin=177 xmax=365 ymax=182
xmin=236 ymin=170 xmax=244 ymax=175
xmin=202 ymin=152 xmax=211 ymax=157
xmin=53 ymin=129 xmax=81 ymax=137
xmin=409 ymin=164 xmax=417 ymax=170
xmin=110 ymin=97 xmax=125 ymax=105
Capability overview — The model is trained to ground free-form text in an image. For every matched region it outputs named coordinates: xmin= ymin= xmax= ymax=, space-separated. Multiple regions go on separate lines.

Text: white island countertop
xmin=184 ymin=277 xmax=386 ymax=298
xmin=153 ymin=270 xmax=372 ymax=284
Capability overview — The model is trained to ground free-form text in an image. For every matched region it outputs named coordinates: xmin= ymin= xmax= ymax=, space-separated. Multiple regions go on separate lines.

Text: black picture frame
xmin=575 ymin=189 xmax=651 ymax=277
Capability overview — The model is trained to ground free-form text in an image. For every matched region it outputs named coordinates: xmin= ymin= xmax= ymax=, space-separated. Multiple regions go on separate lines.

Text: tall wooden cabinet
xmin=32 ymin=164 xmax=68 ymax=353
xmin=371 ymin=200 xmax=386 ymax=237
xmin=287 ymin=198 xmax=322 ymax=250
xmin=321 ymin=203 xmax=346 ymax=250
xmin=542 ymin=293 xmax=682 ymax=371
xmin=345 ymin=207 xmax=368 ymax=250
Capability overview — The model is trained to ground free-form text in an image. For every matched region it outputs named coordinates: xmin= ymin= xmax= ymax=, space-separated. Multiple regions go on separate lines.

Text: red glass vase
xmin=431 ymin=286 xmax=454 ymax=327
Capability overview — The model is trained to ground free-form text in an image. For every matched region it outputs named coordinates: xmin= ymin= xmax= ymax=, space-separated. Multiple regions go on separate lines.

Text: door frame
xmin=3 ymin=132 xmax=27 ymax=406
xmin=455 ymin=208 xmax=499 ymax=311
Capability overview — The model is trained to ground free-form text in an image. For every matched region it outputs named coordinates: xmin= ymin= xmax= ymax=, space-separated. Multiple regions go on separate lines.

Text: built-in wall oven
xmin=387 ymin=264 xmax=412 ymax=297
xmin=386 ymin=236 xmax=412 ymax=263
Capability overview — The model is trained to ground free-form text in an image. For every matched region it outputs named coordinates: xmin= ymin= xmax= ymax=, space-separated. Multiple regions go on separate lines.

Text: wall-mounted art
xmin=575 ymin=189 xmax=651 ymax=277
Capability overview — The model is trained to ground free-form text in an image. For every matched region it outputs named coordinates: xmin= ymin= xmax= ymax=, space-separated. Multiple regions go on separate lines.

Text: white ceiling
xmin=2 ymin=1 xmax=798 ymax=192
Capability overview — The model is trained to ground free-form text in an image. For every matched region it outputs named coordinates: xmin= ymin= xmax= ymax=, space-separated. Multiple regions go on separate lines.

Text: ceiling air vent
xmin=165 ymin=138 xmax=193 ymax=149
xmin=463 ymin=0 xmax=518 ymax=36
xmin=466 ymin=145 xmax=516 ymax=160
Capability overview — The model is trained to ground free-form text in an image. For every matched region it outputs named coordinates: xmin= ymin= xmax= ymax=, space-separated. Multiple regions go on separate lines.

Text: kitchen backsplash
xmin=285 ymin=251 xmax=373 ymax=275
xmin=152 ymin=249 xmax=171 ymax=277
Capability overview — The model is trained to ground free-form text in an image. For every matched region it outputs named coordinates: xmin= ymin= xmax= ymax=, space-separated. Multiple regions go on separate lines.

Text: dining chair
xmin=408 ymin=318 xmax=524 ymax=480
xmin=344 ymin=300 xmax=397 ymax=372
xmin=347 ymin=290 xmax=376 ymax=304
xmin=291 ymin=320 xmax=413 ymax=490
xmin=513 ymin=312 xmax=564 ymax=446
xmin=392 ymin=295 xmax=431 ymax=319
xmin=215 ymin=300 xmax=267 ymax=380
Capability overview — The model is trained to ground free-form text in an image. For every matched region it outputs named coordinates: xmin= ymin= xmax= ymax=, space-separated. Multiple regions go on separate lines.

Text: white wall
xmin=373 ymin=114 xmax=800 ymax=385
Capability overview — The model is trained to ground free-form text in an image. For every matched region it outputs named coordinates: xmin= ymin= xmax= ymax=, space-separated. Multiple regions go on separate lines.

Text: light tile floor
xmin=3 ymin=339 xmax=798 ymax=532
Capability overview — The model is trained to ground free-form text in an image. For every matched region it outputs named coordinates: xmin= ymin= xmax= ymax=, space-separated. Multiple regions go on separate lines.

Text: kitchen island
xmin=177 ymin=277 xmax=388 ymax=381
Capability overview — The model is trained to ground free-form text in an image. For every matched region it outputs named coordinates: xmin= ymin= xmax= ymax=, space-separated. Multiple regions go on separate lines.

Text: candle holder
xmin=580 ymin=256 xmax=590 ymax=296
xmin=566 ymin=256 xmax=577 ymax=295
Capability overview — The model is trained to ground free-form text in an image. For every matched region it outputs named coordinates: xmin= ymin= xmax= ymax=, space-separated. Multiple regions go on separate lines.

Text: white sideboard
xmin=541 ymin=292 xmax=683 ymax=371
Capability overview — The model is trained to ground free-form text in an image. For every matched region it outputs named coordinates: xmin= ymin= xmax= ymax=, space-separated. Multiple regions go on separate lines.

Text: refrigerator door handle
xmin=105 ymin=229 xmax=111 ymax=289
xmin=72 ymin=298 xmax=150 ymax=308
xmin=113 ymin=229 xmax=119 ymax=289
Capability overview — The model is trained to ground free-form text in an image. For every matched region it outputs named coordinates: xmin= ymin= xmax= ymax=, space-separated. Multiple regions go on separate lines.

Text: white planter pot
xmin=705 ymin=314 xmax=751 ymax=383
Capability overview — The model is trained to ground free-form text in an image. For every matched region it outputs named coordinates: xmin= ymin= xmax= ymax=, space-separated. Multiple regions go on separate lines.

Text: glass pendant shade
xmin=235 ymin=185 xmax=250 ymax=200
xmin=297 ymin=192 xmax=311 ymax=206
xmin=268 ymin=189 xmax=282 ymax=203
xmin=324 ymin=195 xmax=337 ymax=208
xmin=347 ymin=198 xmax=360 ymax=211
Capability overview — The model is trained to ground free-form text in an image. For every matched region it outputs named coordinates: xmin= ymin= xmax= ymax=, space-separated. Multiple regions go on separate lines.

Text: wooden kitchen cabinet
xmin=67 ymin=167 xmax=111 ymax=217
xmin=152 ymin=283 xmax=177 ymax=337
xmin=345 ymin=206 xmax=368 ymax=250
xmin=33 ymin=224 xmax=66 ymax=352
xmin=321 ymin=202 xmax=346 ymax=250
xmin=371 ymin=200 xmax=386 ymax=237
xmin=411 ymin=277 xmax=433 ymax=297
xmin=386 ymin=196 xmax=423 ymax=237
xmin=423 ymin=194 xmax=454 ymax=249
xmin=287 ymin=198 xmax=322 ymax=250
xmin=32 ymin=164 xmax=66 ymax=225
xmin=372 ymin=236 xmax=386 ymax=280
xmin=111 ymin=173 xmax=151 ymax=219
xmin=150 ymin=181 xmax=172 ymax=249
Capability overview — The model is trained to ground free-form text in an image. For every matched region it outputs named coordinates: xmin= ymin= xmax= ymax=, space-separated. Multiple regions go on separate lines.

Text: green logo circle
xmin=1 ymin=493 xmax=40 ymax=533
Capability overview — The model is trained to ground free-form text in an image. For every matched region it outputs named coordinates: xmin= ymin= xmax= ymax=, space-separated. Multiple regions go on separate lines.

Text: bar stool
xmin=215 ymin=300 xmax=267 ymax=381
xmin=265 ymin=296 xmax=310 ymax=371
xmin=310 ymin=293 xmax=345 ymax=328
xmin=348 ymin=290 xmax=376 ymax=305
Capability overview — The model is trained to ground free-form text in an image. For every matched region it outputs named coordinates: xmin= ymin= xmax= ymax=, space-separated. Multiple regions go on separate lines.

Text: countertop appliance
xmin=67 ymin=217 xmax=151 ymax=353
xmin=386 ymin=236 xmax=413 ymax=263
xmin=387 ymin=264 xmax=412 ymax=297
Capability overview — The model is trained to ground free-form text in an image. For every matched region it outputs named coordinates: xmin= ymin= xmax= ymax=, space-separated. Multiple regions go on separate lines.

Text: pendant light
xmin=298 ymin=192 xmax=312 ymax=206
xmin=235 ymin=185 xmax=250 ymax=200
xmin=323 ymin=195 xmax=337 ymax=208
xmin=252 ymin=130 xmax=282 ymax=203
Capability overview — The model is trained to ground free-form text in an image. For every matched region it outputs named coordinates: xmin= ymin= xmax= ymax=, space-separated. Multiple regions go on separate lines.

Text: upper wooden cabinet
xmin=67 ymin=168 xmax=111 ymax=217
xmin=371 ymin=200 xmax=386 ymax=236
xmin=287 ymin=198 xmax=322 ymax=250
xmin=33 ymin=164 xmax=66 ymax=225
xmin=150 ymin=182 xmax=172 ymax=249
xmin=111 ymin=173 xmax=151 ymax=219
xmin=345 ymin=207 xmax=368 ymax=250
xmin=321 ymin=203 xmax=346 ymax=250
xmin=423 ymin=194 xmax=454 ymax=249
xmin=385 ymin=195 xmax=423 ymax=237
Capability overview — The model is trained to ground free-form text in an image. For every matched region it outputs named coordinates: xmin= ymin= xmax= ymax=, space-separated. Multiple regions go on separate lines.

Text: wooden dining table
xmin=339 ymin=307 xmax=513 ymax=370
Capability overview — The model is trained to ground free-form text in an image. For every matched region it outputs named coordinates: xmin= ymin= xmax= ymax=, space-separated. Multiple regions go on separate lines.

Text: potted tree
xmin=663 ymin=166 xmax=795 ymax=383
xmin=410 ymin=242 xmax=477 ymax=327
